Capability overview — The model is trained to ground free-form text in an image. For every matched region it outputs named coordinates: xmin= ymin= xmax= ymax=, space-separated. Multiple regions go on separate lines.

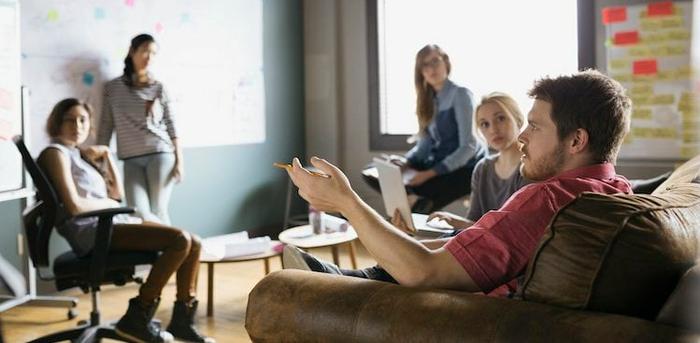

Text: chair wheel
xmin=68 ymin=308 xmax=78 ymax=320
xmin=77 ymin=319 xmax=87 ymax=326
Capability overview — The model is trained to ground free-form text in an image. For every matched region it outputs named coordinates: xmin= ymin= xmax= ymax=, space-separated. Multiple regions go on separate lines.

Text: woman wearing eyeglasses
xmin=364 ymin=44 xmax=484 ymax=213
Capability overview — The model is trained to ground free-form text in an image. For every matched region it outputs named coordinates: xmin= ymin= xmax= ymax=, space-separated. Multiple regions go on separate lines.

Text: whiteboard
xmin=602 ymin=1 xmax=698 ymax=160
xmin=21 ymin=0 xmax=265 ymax=153
xmin=0 ymin=0 xmax=29 ymax=201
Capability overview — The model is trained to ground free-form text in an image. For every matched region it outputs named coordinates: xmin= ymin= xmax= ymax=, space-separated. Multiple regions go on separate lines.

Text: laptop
xmin=372 ymin=157 xmax=454 ymax=237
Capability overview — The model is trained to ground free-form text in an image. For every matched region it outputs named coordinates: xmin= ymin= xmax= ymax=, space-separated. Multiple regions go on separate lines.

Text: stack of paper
xmin=201 ymin=231 xmax=272 ymax=260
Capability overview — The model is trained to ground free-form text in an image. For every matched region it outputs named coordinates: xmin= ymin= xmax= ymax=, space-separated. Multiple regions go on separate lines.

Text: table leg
xmin=207 ymin=263 xmax=214 ymax=317
xmin=264 ymin=258 xmax=270 ymax=274
xmin=331 ymin=246 xmax=340 ymax=266
xmin=348 ymin=241 xmax=357 ymax=269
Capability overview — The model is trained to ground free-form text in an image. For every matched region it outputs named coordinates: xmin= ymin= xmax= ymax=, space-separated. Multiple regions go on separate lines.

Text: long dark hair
xmin=414 ymin=44 xmax=451 ymax=135
xmin=123 ymin=33 xmax=156 ymax=86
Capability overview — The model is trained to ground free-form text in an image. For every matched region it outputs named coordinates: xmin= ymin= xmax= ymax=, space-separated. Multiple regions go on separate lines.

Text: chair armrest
xmin=73 ymin=206 xmax=135 ymax=219
xmin=76 ymin=207 xmax=134 ymax=290
xmin=246 ymin=270 xmax=696 ymax=343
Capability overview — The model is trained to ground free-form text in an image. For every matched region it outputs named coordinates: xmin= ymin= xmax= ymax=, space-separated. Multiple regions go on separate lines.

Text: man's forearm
xmin=340 ymin=196 xmax=438 ymax=286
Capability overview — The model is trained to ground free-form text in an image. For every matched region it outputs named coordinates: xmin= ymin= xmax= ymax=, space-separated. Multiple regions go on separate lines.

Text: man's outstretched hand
xmin=287 ymin=156 xmax=359 ymax=215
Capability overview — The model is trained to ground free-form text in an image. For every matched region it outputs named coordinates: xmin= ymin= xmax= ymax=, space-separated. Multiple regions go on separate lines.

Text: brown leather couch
xmin=246 ymin=156 xmax=700 ymax=342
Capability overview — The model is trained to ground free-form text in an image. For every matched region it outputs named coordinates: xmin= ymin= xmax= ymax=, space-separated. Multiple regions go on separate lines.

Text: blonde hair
xmin=472 ymin=92 xmax=525 ymax=146
xmin=414 ymin=44 xmax=451 ymax=135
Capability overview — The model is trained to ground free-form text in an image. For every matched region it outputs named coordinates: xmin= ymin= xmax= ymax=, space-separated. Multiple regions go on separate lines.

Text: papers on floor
xmin=201 ymin=231 xmax=272 ymax=261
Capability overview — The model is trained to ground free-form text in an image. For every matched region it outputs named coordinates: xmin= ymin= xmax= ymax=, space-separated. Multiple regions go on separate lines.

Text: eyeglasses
xmin=421 ymin=57 xmax=444 ymax=70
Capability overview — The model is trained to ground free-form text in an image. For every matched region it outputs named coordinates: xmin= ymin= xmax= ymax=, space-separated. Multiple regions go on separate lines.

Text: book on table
xmin=201 ymin=231 xmax=273 ymax=260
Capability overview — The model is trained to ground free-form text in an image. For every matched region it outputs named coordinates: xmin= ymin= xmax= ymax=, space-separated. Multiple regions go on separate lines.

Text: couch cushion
xmin=517 ymin=183 xmax=700 ymax=320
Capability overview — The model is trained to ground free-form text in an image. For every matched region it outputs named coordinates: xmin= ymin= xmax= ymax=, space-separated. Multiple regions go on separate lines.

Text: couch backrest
xmin=653 ymin=154 xmax=700 ymax=195
xmin=517 ymin=155 xmax=700 ymax=326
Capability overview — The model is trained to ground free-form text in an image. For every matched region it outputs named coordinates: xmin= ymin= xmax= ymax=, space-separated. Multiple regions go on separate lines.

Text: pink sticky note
xmin=633 ymin=59 xmax=658 ymax=75
xmin=155 ymin=22 xmax=164 ymax=33
xmin=0 ymin=88 xmax=13 ymax=110
xmin=125 ymin=0 xmax=134 ymax=8
xmin=0 ymin=119 xmax=12 ymax=140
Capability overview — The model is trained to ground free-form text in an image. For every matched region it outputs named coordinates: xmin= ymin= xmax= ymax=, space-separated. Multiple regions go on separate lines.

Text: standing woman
xmin=363 ymin=44 xmax=484 ymax=213
xmin=97 ymin=33 xmax=182 ymax=225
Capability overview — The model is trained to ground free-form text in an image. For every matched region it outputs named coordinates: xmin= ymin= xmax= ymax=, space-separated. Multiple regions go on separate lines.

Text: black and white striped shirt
xmin=97 ymin=76 xmax=177 ymax=159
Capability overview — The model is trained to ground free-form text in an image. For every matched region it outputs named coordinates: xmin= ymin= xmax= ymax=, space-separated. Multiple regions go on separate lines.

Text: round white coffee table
xmin=278 ymin=225 xmax=358 ymax=268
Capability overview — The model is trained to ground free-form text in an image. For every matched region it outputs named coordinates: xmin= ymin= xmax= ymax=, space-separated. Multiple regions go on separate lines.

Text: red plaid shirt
xmin=445 ymin=163 xmax=631 ymax=296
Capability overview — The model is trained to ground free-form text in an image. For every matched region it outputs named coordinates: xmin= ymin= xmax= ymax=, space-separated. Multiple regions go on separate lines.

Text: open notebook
xmin=373 ymin=157 xmax=454 ymax=237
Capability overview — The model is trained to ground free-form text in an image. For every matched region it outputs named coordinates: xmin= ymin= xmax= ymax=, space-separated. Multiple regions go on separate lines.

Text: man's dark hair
xmin=528 ymin=69 xmax=632 ymax=163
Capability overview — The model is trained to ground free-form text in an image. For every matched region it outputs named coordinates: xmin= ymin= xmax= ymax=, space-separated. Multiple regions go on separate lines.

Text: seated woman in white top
xmin=38 ymin=98 xmax=213 ymax=343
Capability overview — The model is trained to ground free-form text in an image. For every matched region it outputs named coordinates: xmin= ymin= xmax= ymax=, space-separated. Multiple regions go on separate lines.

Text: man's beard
xmin=520 ymin=144 xmax=566 ymax=181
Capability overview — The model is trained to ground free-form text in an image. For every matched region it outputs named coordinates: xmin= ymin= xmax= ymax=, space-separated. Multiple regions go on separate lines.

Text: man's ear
xmin=568 ymin=128 xmax=589 ymax=154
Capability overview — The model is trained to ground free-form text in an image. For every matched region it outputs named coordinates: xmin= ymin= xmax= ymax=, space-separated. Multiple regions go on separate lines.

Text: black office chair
xmin=14 ymin=136 xmax=158 ymax=343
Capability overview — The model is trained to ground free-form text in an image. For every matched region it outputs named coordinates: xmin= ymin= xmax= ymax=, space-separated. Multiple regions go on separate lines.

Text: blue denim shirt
xmin=406 ymin=79 xmax=483 ymax=174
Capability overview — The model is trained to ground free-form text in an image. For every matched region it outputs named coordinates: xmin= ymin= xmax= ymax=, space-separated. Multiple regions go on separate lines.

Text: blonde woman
xmin=429 ymin=92 xmax=531 ymax=229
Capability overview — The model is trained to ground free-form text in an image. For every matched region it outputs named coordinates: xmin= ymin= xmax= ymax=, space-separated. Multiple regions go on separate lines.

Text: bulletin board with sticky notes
xmin=603 ymin=0 xmax=698 ymax=160
xmin=0 ymin=0 xmax=31 ymax=202
xmin=21 ymin=0 xmax=265 ymax=154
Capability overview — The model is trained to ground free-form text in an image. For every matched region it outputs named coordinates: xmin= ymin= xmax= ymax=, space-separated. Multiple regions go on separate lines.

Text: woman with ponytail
xmin=363 ymin=44 xmax=484 ymax=213
xmin=97 ymin=33 xmax=182 ymax=225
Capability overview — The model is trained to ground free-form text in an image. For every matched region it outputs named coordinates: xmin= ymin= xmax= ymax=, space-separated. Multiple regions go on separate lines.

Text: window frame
xmin=366 ymin=0 xmax=595 ymax=151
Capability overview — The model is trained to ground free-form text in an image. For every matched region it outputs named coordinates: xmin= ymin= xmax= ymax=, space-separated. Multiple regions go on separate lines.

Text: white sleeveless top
xmin=47 ymin=143 xmax=140 ymax=256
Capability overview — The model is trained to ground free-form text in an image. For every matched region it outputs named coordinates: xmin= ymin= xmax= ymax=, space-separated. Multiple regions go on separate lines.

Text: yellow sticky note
xmin=661 ymin=16 xmax=683 ymax=29
xmin=641 ymin=18 xmax=662 ymax=30
xmin=681 ymin=145 xmax=700 ymax=159
xmin=632 ymin=108 xmax=653 ymax=119
xmin=652 ymin=94 xmax=675 ymax=105
xmin=47 ymin=9 xmax=59 ymax=22
xmin=632 ymin=127 xmax=678 ymax=139
xmin=609 ymin=59 xmax=629 ymax=70
xmin=630 ymin=84 xmax=654 ymax=96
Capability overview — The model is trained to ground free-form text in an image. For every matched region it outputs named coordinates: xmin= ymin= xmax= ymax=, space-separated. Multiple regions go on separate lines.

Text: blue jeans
xmin=123 ymin=152 xmax=176 ymax=225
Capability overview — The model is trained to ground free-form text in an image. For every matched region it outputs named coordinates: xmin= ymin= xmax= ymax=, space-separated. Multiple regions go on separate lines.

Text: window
xmin=368 ymin=0 xmax=591 ymax=150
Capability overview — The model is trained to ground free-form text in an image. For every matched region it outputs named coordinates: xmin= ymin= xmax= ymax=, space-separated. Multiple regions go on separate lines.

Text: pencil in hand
xmin=273 ymin=162 xmax=331 ymax=178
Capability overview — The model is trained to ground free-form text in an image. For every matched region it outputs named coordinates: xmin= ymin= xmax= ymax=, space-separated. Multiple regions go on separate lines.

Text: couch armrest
xmin=246 ymin=270 xmax=697 ymax=343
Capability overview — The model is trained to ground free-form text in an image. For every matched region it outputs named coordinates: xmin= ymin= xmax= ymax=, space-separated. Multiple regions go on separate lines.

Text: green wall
xmin=0 ymin=0 xmax=305 ymax=271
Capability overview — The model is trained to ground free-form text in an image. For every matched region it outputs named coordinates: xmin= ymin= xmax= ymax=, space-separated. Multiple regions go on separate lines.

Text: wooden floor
xmin=1 ymin=243 xmax=376 ymax=342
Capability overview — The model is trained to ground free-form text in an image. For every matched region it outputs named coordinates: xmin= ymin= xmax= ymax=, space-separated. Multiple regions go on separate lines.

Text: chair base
xmin=0 ymin=294 xmax=78 ymax=319
xmin=27 ymin=322 xmax=127 ymax=343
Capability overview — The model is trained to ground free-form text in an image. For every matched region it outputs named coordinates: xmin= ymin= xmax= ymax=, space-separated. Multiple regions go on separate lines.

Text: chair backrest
xmin=13 ymin=136 xmax=66 ymax=269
